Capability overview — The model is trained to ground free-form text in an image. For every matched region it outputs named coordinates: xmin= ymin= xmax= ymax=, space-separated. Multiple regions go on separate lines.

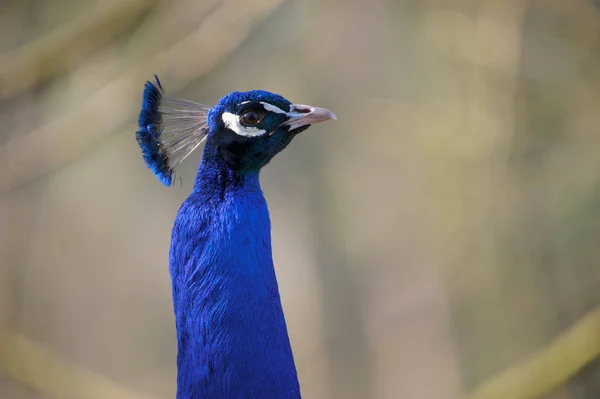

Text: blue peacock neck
xmin=169 ymin=139 xmax=301 ymax=399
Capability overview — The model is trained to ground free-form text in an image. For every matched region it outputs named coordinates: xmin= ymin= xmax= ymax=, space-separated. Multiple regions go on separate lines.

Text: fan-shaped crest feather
xmin=136 ymin=75 xmax=211 ymax=186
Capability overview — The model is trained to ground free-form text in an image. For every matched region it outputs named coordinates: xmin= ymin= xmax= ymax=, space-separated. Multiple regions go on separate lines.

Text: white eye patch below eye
xmin=221 ymin=112 xmax=267 ymax=137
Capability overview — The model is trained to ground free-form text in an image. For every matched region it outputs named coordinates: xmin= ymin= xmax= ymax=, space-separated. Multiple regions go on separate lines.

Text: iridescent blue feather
xmin=135 ymin=76 xmax=335 ymax=398
xmin=136 ymin=75 xmax=210 ymax=186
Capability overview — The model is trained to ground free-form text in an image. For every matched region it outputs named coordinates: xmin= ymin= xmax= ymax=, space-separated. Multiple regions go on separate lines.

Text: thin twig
xmin=467 ymin=306 xmax=600 ymax=399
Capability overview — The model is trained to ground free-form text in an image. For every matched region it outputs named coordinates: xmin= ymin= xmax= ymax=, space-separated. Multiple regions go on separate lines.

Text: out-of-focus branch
xmin=0 ymin=0 xmax=287 ymax=192
xmin=0 ymin=0 xmax=159 ymax=100
xmin=419 ymin=0 xmax=530 ymax=389
xmin=0 ymin=332 xmax=150 ymax=399
xmin=467 ymin=306 xmax=600 ymax=399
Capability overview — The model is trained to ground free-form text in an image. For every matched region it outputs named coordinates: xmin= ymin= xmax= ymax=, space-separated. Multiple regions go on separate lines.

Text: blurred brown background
xmin=2 ymin=0 xmax=600 ymax=398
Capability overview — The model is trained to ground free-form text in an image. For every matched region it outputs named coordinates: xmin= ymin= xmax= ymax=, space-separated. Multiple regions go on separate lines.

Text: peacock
xmin=135 ymin=76 xmax=336 ymax=398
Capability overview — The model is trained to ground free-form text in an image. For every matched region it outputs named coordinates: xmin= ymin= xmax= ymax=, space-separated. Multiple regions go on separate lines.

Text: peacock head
xmin=136 ymin=76 xmax=336 ymax=185
xmin=206 ymin=90 xmax=335 ymax=172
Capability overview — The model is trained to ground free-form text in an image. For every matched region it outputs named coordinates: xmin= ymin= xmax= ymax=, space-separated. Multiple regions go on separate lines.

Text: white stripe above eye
xmin=259 ymin=102 xmax=287 ymax=114
xmin=222 ymin=112 xmax=267 ymax=137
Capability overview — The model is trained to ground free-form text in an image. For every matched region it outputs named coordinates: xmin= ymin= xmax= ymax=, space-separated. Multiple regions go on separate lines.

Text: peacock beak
xmin=282 ymin=104 xmax=337 ymax=131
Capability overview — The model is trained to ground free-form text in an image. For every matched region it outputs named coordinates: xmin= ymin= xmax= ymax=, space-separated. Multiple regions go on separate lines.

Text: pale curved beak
xmin=283 ymin=104 xmax=337 ymax=130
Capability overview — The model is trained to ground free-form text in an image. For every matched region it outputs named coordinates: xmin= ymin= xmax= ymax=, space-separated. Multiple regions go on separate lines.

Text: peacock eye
xmin=239 ymin=109 xmax=264 ymax=127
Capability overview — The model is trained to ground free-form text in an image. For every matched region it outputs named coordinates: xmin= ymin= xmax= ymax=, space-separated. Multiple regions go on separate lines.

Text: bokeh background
xmin=1 ymin=1 xmax=600 ymax=398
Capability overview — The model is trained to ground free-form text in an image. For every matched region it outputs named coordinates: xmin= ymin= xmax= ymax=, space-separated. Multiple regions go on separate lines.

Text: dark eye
xmin=240 ymin=109 xmax=264 ymax=127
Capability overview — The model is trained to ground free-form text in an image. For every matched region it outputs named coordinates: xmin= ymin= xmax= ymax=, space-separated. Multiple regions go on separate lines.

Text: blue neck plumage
xmin=169 ymin=139 xmax=301 ymax=399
